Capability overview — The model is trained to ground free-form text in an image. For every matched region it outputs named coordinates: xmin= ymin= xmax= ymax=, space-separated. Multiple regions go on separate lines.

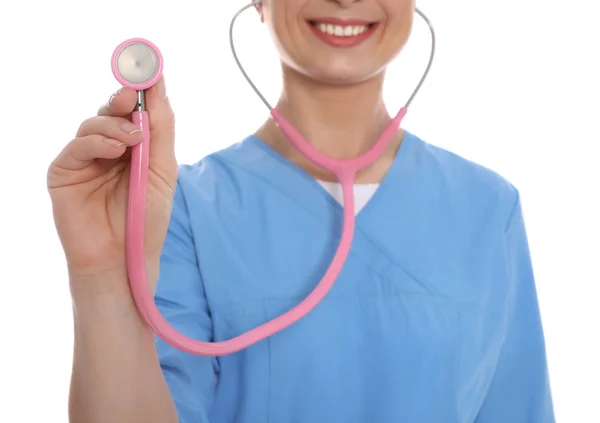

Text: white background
xmin=1 ymin=0 xmax=599 ymax=421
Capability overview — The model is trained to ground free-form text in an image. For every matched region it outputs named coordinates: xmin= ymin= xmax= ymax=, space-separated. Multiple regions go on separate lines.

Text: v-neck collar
xmin=233 ymin=130 xmax=418 ymax=224
xmin=215 ymin=130 xmax=423 ymax=281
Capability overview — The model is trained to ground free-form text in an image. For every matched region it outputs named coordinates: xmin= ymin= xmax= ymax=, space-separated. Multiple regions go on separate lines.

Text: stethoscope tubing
xmin=123 ymin=2 xmax=436 ymax=356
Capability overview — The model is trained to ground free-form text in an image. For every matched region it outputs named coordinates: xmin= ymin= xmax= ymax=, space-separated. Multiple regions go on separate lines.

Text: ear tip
xmin=253 ymin=0 xmax=263 ymax=15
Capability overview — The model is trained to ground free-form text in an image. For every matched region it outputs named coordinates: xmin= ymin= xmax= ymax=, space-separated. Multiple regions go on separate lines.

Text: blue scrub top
xmin=155 ymin=131 xmax=554 ymax=423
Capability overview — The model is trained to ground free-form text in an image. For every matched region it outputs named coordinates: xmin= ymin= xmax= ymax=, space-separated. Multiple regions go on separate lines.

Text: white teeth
xmin=314 ymin=23 xmax=370 ymax=37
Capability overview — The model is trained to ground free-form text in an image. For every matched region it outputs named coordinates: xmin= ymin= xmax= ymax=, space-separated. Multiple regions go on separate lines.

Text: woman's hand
xmin=48 ymin=76 xmax=177 ymax=294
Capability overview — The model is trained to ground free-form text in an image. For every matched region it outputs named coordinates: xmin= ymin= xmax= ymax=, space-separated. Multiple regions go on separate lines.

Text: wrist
xmin=69 ymin=266 xmax=131 ymax=302
xmin=69 ymin=259 xmax=159 ymax=296
xmin=69 ymin=264 xmax=160 ymax=326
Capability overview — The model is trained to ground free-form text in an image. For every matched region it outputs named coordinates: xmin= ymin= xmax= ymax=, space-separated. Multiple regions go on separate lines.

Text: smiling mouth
xmin=308 ymin=20 xmax=378 ymax=37
xmin=306 ymin=19 xmax=379 ymax=48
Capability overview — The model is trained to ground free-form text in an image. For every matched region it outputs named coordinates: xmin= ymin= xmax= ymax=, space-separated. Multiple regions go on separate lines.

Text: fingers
xmin=77 ymin=115 xmax=145 ymax=144
xmin=55 ymin=76 xmax=175 ymax=177
xmin=97 ymin=76 xmax=175 ymax=162
xmin=51 ymin=135 xmax=133 ymax=172
xmin=56 ymin=115 xmax=145 ymax=173
xmin=97 ymin=86 xmax=139 ymax=117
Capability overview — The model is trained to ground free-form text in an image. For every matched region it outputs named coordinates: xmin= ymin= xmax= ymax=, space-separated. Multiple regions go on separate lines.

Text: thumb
xmin=144 ymin=75 xmax=177 ymax=183
xmin=145 ymin=75 xmax=176 ymax=161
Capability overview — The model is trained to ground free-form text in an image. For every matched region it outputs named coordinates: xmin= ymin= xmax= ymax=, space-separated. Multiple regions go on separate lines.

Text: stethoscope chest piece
xmin=111 ymin=38 xmax=163 ymax=92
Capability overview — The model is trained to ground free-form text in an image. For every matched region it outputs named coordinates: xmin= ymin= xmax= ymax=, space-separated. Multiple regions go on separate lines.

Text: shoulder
xmin=176 ymin=136 xmax=263 ymax=196
xmin=407 ymin=131 xmax=520 ymax=226
xmin=171 ymin=136 xmax=271 ymax=222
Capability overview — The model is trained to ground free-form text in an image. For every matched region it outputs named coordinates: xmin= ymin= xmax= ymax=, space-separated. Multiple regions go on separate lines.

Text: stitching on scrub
xmin=263 ymin=301 xmax=273 ymax=423
xmin=503 ymin=186 xmax=520 ymax=233
xmin=210 ymin=291 xmax=480 ymax=316
xmin=452 ymin=312 xmax=461 ymax=421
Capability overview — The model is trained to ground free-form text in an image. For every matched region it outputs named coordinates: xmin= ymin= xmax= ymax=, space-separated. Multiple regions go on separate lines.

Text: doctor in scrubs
xmin=47 ymin=0 xmax=555 ymax=422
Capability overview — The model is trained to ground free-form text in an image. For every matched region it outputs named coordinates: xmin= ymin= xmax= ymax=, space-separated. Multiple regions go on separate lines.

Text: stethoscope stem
xmin=136 ymin=90 xmax=146 ymax=112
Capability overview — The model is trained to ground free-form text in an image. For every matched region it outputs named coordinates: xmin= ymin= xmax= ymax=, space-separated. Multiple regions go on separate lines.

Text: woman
xmin=47 ymin=0 xmax=554 ymax=422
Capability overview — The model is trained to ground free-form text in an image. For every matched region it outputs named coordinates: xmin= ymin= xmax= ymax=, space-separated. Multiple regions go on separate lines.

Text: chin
xmin=299 ymin=60 xmax=383 ymax=86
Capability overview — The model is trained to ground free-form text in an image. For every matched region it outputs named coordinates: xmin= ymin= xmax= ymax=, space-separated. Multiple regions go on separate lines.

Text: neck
xmin=256 ymin=66 xmax=404 ymax=182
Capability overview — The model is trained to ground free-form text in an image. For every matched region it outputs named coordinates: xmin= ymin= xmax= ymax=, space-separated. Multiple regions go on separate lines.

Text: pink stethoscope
xmin=112 ymin=1 xmax=435 ymax=356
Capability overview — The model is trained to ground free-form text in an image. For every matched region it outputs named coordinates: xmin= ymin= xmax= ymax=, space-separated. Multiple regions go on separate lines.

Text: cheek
xmin=381 ymin=12 xmax=413 ymax=56
xmin=266 ymin=24 xmax=299 ymax=70
xmin=267 ymin=13 xmax=325 ymax=77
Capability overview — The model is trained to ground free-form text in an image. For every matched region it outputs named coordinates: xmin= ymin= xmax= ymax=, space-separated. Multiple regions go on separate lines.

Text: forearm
xmin=69 ymin=276 xmax=178 ymax=423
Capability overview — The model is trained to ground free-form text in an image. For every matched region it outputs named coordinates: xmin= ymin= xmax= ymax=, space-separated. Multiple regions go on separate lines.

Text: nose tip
xmin=331 ymin=0 xmax=362 ymax=6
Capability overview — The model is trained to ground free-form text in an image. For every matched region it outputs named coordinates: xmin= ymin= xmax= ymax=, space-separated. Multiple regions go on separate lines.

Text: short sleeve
xmin=475 ymin=192 xmax=555 ymax=422
xmin=154 ymin=178 xmax=218 ymax=423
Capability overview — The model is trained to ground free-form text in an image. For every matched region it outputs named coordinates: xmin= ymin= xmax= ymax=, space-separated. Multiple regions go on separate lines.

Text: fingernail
xmin=109 ymin=88 xmax=122 ymax=106
xmin=103 ymin=138 xmax=125 ymax=147
xmin=120 ymin=122 xmax=142 ymax=134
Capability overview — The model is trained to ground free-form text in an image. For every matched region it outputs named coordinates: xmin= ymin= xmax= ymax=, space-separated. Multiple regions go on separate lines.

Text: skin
xmin=255 ymin=0 xmax=415 ymax=182
xmin=47 ymin=1 xmax=415 ymax=421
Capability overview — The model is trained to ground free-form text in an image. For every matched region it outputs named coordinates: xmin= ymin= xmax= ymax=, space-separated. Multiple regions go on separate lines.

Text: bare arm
xmin=47 ymin=75 xmax=181 ymax=422
xmin=69 ymin=275 xmax=178 ymax=423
